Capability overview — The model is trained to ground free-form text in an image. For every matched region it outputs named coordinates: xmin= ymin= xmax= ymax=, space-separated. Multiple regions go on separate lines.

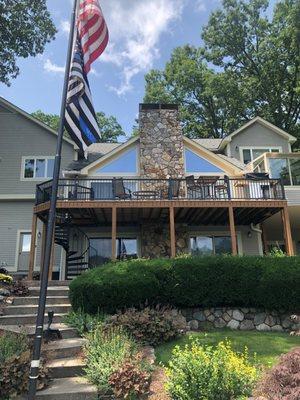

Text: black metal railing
xmin=35 ymin=177 xmax=285 ymax=205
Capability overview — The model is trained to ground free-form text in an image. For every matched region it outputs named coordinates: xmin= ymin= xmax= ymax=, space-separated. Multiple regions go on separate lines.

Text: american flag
xmin=65 ymin=0 xmax=109 ymax=154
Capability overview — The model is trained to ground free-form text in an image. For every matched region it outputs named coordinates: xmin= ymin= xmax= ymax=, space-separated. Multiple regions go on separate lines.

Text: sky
xmin=0 ymin=0 xmax=276 ymax=138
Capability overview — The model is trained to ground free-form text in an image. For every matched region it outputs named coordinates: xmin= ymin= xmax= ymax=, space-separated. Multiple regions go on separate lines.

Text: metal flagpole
xmin=28 ymin=0 xmax=78 ymax=398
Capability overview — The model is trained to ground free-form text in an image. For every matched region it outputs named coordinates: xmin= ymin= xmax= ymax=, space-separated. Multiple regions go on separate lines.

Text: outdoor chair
xmin=112 ymin=178 xmax=132 ymax=200
xmin=168 ymin=178 xmax=181 ymax=199
xmin=186 ymin=175 xmax=202 ymax=198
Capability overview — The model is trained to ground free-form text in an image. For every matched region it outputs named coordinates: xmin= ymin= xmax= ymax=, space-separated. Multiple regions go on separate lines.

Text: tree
xmin=31 ymin=110 xmax=125 ymax=143
xmin=0 ymin=0 xmax=56 ymax=85
xmin=144 ymin=0 xmax=300 ymax=139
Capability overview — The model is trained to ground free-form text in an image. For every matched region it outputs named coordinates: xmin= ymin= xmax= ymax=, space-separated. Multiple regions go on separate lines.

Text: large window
xmin=95 ymin=147 xmax=138 ymax=174
xmin=89 ymin=237 xmax=138 ymax=266
xmin=190 ymin=235 xmax=232 ymax=255
xmin=185 ymin=148 xmax=223 ymax=173
xmin=241 ymin=147 xmax=280 ymax=164
xmin=269 ymin=157 xmax=300 ymax=185
xmin=22 ymin=157 xmax=54 ymax=179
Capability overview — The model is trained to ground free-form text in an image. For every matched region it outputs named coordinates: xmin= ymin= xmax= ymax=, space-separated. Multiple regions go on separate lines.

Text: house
xmin=27 ymin=103 xmax=300 ymax=280
xmin=1 ymin=100 xmax=299 ymax=280
xmin=0 ymin=97 xmax=76 ymax=279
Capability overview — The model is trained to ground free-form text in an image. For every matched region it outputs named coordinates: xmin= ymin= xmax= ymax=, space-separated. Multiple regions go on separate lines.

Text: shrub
xmin=106 ymin=306 xmax=186 ymax=346
xmin=69 ymin=256 xmax=300 ymax=313
xmin=0 ymin=331 xmax=28 ymax=363
xmin=64 ymin=309 xmax=106 ymax=336
xmin=254 ymin=347 xmax=300 ymax=399
xmin=165 ymin=339 xmax=258 ymax=400
xmin=83 ymin=324 xmax=137 ymax=394
xmin=0 ymin=273 xmax=13 ymax=284
xmin=108 ymin=355 xmax=151 ymax=399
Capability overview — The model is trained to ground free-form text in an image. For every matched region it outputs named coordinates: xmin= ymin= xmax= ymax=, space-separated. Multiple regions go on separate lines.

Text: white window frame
xmin=21 ymin=156 xmax=55 ymax=181
xmin=239 ymin=146 xmax=282 ymax=164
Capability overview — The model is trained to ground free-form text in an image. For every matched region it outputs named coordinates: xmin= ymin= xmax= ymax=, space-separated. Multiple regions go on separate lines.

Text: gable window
xmin=22 ymin=157 xmax=55 ymax=179
xmin=241 ymin=147 xmax=281 ymax=164
xmin=95 ymin=147 xmax=138 ymax=175
xmin=185 ymin=148 xmax=224 ymax=174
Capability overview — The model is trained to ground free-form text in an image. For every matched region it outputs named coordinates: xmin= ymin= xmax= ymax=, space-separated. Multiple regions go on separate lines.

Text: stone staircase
xmin=0 ymin=281 xmax=97 ymax=400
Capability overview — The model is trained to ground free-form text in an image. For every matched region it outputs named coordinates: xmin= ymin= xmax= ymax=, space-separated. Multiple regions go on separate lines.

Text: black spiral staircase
xmin=54 ymin=213 xmax=92 ymax=280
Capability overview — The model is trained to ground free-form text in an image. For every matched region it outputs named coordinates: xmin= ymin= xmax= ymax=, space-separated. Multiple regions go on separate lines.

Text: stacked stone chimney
xmin=139 ymin=104 xmax=185 ymax=179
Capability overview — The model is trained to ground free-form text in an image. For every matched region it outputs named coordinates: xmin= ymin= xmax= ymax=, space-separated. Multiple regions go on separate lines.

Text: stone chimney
xmin=139 ymin=104 xmax=185 ymax=179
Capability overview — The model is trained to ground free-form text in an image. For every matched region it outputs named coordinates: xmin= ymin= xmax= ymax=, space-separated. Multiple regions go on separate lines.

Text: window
xmin=241 ymin=148 xmax=280 ymax=164
xmin=269 ymin=157 xmax=300 ymax=186
xmin=185 ymin=148 xmax=223 ymax=173
xmin=89 ymin=237 xmax=138 ymax=267
xmin=95 ymin=147 xmax=138 ymax=174
xmin=22 ymin=157 xmax=55 ymax=179
xmin=190 ymin=235 xmax=232 ymax=255
xmin=21 ymin=233 xmax=31 ymax=252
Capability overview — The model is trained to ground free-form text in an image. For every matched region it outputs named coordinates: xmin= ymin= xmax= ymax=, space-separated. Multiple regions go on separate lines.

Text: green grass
xmin=155 ymin=329 xmax=300 ymax=368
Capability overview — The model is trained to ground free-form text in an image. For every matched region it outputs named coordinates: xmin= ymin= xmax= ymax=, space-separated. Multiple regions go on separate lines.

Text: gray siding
xmin=285 ymin=187 xmax=300 ymax=205
xmin=0 ymin=112 xmax=75 ymax=195
xmin=228 ymin=122 xmax=291 ymax=161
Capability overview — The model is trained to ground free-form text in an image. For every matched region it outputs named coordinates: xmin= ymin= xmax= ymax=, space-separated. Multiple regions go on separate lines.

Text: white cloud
xmin=99 ymin=0 xmax=186 ymax=96
xmin=60 ymin=20 xmax=70 ymax=35
xmin=44 ymin=59 xmax=65 ymax=74
xmin=195 ymin=0 xmax=207 ymax=12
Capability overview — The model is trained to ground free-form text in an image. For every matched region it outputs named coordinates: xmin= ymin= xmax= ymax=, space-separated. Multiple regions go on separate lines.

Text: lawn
xmin=155 ymin=329 xmax=300 ymax=368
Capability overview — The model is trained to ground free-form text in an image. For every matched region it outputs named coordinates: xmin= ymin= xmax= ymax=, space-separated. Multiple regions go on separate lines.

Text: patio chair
xmin=112 ymin=178 xmax=132 ymax=200
xmin=168 ymin=179 xmax=181 ymax=199
xmin=186 ymin=175 xmax=202 ymax=198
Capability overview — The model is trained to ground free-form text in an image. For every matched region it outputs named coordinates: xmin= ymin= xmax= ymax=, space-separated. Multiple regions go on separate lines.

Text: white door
xmin=18 ymin=232 xmax=31 ymax=271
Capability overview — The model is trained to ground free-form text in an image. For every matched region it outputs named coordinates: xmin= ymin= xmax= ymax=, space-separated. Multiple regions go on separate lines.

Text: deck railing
xmin=36 ymin=177 xmax=285 ymax=205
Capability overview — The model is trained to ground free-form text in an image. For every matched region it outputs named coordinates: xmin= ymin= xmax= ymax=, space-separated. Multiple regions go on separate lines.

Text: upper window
xmin=95 ymin=147 xmax=138 ymax=174
xmin=241 ymin=147 xmax=280 ymax=164
xmin=22 ymin=157 xmax=54 ymax=180
xmin=185 ymin=148 xmax=223 ymax=174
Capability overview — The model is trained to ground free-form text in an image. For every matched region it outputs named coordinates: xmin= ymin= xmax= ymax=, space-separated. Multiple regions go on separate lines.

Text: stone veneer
xmin=181 ymin=307 xmax=300 ymax=332
xmin=139 ymin=104 xmax=185 ymax=179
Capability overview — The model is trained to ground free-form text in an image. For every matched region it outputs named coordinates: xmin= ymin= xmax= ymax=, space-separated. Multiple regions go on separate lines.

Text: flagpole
xmin=28 ymin=0 xmax=78 ymax=398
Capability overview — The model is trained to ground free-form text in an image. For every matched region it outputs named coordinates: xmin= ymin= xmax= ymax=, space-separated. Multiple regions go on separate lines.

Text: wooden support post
xmin=228 ymin=206 xmax=238 ymax=256
xmin=281 ymin=206 xmax=294 ymax=256
xmin=28 ymin=213 xmax=38 ymax=280
xmin=111 ymin=207 xmax=117 ymax=260
xmin=261 ymin=223 xmax=268 ymax=255
xmin=169 ymin=206 xmax=176 ymax=258
xmin=48 ymin=231 xmax=55 ymax=281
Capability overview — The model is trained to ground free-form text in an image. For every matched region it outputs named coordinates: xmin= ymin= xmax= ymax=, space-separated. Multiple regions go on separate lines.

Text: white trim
xmin=0 ymin=194 xmax=35 ymax=200
xmin=239 ymin=146 xmax=282 ymax=164
xmin=20 ymin=156 xmax=55 ymax=181
xmin=15 ymin=229 xmax=36 ymax=271
xmin=0 ymin=96 xmax=76 ymax=147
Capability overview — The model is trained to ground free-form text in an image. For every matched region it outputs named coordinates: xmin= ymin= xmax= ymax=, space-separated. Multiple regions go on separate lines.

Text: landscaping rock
xmin=240 ymin=320 xmax=255 ymax=331
xmin=223 ymin=313 xmax=231 ymax=322
xmin=0 ymin=288 xmax=10 ymax=297
xmin=227 ymin=320 xmax=240 ymax=330
xmin=282 ymin=316 xmax=292 ymax=329
xmin=214 ymin=318 xmax=226 ymax=328
xmin=207 ymin=314 xmax=215 ymax=322
xmin=256 ymin=323 xmax=271 ymax=332
xmin=265 ymin=315 xmax=276 ymax=327
xmin=203 ymin=309 xmax=211 ymax=317
xmin=0 ymin=295 xmax=4 ymax=303
xmin=254 ymin=312 xmax=266 ymax=326
xmin=188 ymin=320 xmax=199 ymax=330
xmin=232 ymin=309 xmax=244 ymax=321
xmin=271 ymin=325 xmax=283 ymax=332
xmin=193 ymin=311 xmax=206 ymax=321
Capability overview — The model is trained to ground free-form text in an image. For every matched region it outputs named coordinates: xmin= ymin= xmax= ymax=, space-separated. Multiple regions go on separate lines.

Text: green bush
xmin=63 ymin=309 xmax=106 ymax=336
xmin=83 ymin=324 xmax=137 ymax=394
xmin=69 ymin=256 xmax=300 ymax=313
xmin=165 ymin=339 xmax=258 ymax=400
xmin=0 ymin=331 xmax=28 ymax=363
xmin=106 ymin=306 xmax=186 ymax=346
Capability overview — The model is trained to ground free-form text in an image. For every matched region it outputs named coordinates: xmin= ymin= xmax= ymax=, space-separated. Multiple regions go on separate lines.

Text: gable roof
xmin=193 ymin=138 xmax=222 ymax=151
xmin=220 ymin=116 xmax=297 ymax=149
xmin=0 ymin=96 xmax=76 ymax=147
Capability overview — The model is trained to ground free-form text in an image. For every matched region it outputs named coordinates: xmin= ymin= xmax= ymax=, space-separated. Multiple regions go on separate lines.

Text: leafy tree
xmin=144 ymin=0 xmax=300 ymax=139
xmin=0 ymin=0 xmax=56 ymax=85
xmin=31 ymin=110 xmax=125 ymax=143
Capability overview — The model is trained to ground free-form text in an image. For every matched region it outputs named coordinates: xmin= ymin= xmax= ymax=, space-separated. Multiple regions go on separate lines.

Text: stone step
xmin=26 ymin=280 xmax=71 ymax=287
xmin=34 ymin=377 xmax=98 ymax=400
xmin=3 ymin=304 xmax=71 ymax=316
xmin=47 ymin=357 xmax=86 ymax=378
xmin=0 ymin=323 xmax=78 ymax=339
xmin=0 ymin=313 xmax=67 ymax=325
xmin=44 ymin=338 xmax=86 ymax=360
xmin=29 ymin=286 xmax=69 ymax=296
xmin=13 ymin=296 xmax=70 ymax=306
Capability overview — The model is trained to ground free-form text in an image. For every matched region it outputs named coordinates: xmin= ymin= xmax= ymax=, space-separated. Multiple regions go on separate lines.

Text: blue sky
xmin=0 ymin=0 xmax=276 ymax=138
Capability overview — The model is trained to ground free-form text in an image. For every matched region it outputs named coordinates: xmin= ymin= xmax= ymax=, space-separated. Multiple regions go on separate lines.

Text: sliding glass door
xmin=89 ymin=237 xmax=138 ymax=267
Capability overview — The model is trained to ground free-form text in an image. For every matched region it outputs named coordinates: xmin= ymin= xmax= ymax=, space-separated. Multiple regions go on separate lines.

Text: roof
xmin=218 ymin=154 xmax=246 ymax=169
xmin=220 ymin=116 xmax=297 ymax=149
xmin=193 ymin=138 xmax=222 ymax=151
xmin=0 ymin=97 xmax=76 ymax=147
xmin=87 ymin=143 xmax=120 ymax=154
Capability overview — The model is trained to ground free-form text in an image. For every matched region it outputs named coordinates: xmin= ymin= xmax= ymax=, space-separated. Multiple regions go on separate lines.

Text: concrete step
xmin=29 ymin=286 xmax=69 ymax=296
xmin=0 ymin=313 xmax=67 ymax=325
xmin=26 ymin=280 xmax=71 ymax=287
xmin=44 ymin=338 xmax=86 ymax=360
xmin=47 ymin=357 xmax=86 ymax=378
xmin=13 ymin=296 xmax=70 ymax=306
xmin=34 ymin=377 xmax=98 ymax=400
xmin=0 ymin=323 xmax=78 ymax=339
xmin=3 ymin=304 xmax=71 ymax=316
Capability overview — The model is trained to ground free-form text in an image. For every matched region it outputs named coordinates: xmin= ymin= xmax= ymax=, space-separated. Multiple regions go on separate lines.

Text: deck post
xmin=261 ymin=223 xmax=268 ymax=254
xmin=112 ymin=206 xmax=117 ymax=260
xmin=228 ymin=206 xmax=238 ymax=255
xmin=281 ymin=206 xmax=294 ymax=256
xmin=169 ymin=206 xmax=176 ymax=258
xmin=28 ymin=213 xmax=38 ymax=280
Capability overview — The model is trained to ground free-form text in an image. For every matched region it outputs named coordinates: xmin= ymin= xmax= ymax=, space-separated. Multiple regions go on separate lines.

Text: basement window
xmin=190 ymin=235 xmax=232 ymax=255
